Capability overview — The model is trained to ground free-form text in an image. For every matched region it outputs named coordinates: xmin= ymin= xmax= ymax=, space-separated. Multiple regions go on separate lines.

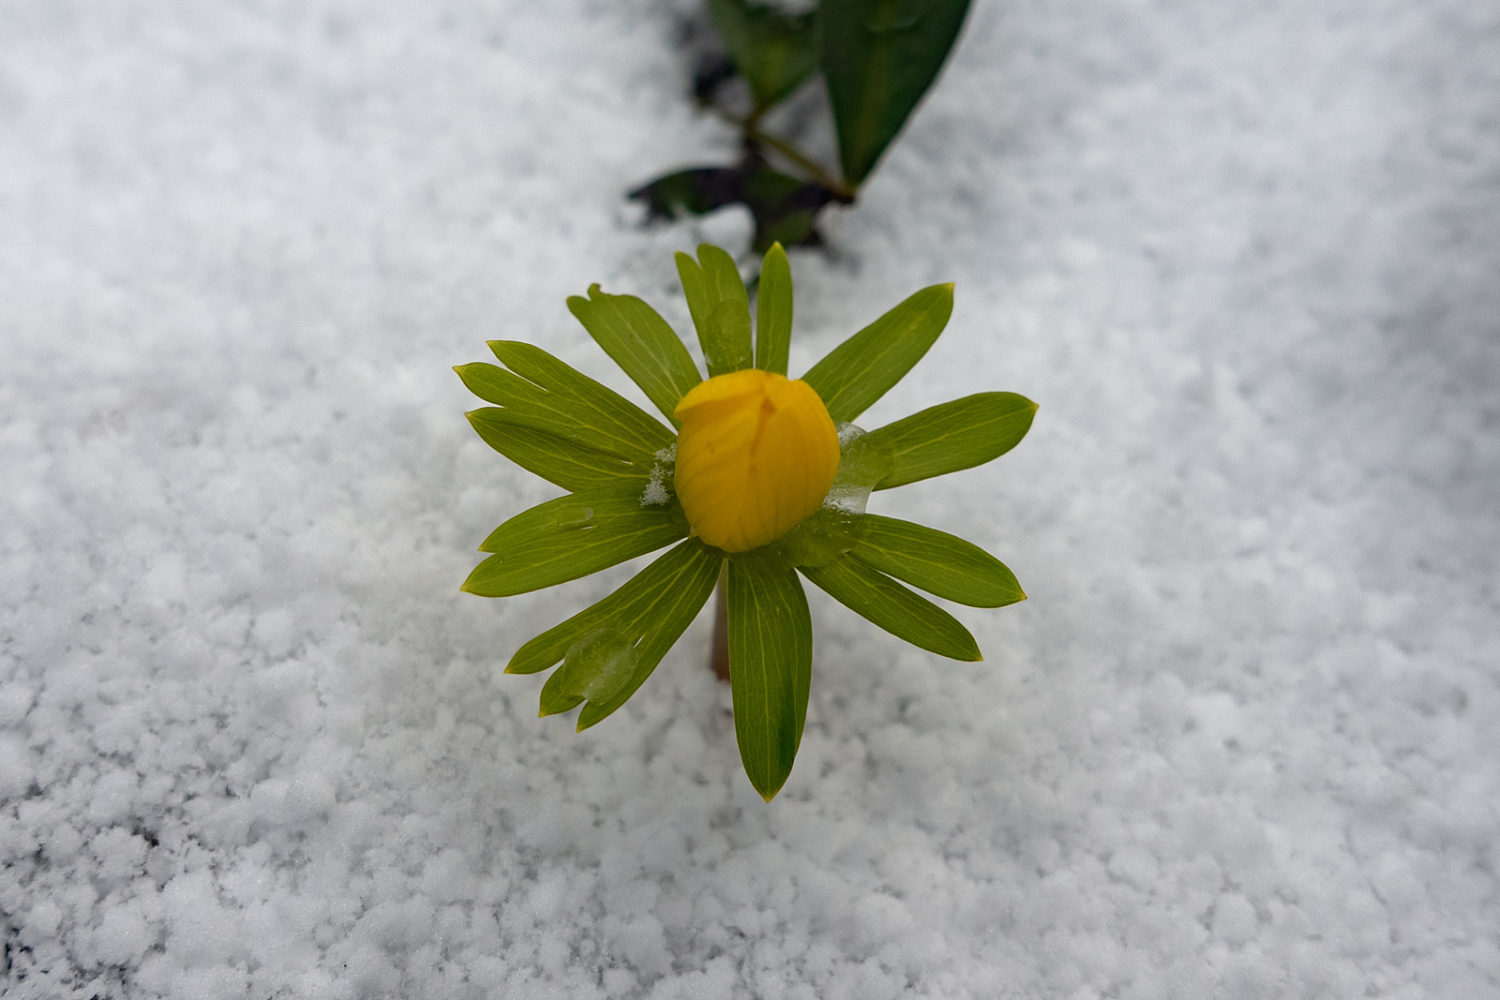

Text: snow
xmin=642 ymin=444 xmax=675 ymax=507
xmin=2 ymin=0 xmax=1498 ymax=997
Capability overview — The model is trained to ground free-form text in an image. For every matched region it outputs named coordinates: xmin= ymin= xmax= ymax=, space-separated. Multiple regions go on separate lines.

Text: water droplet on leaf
xmin=705 ymin=301 xmax=753 ymax=372
xmin=823 ymin=424 xmax=890 ymax=515
xmin=553 ymin=629 xmax=641 ymax=704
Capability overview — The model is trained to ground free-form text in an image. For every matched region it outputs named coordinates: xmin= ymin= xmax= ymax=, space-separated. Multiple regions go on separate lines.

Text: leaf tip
xmin=751 ymin=773 xmax=787 ymax=802
xmin=503 ymin=650 xmax=538 ymax=674
xmin=539 ymin=696 xmax=580 ymax=718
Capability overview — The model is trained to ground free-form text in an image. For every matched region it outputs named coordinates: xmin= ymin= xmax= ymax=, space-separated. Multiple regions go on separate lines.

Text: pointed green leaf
xmin=567 ymin=285 xmax=703 ymax=425
xmin=676 ymin=245 xmax=753 ymax=376
xmin=862 ymin=391 xmax=1037 ymax=489
xmin=707 ymin=0 xmax=820 ymax=110
xmin=455 ymin=362 xmax=542 ymax=407
xmin=822 ymin=0 xmax=973 ymax=185
xmin=538 ymin=629 xmax=639 ymax=718
xmin=712 ymin=300 xmax=753 ymax=370
xmin=727 ymin=552 xmax=812 ymax=801
xmin=482 ymin=341 xmax=675 ymax=466
xmin=537 ymin=686 xmax=584 ymax=718
xmin=800 ymin=282 xmax=953 ymax=423
xmin=507 ymin=540 xmax=722 ymax=728
xmin=464 ymin=408 xmax=650 ymax=493
xmin=755 ymin=242 xmax=794 ymax=374
xmin=800 ymin=555 xmax=981 ymax=660
xmin=573 ymin=545 xmax=722 ymax=730
xmin=846 ymin=514 xmax=1024 ymax=607
xmin=462 ymin=490 xmax=689 ymax=597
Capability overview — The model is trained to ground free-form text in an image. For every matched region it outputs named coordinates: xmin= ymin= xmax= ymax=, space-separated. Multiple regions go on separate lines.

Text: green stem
xmin=711 ymin=106 xmax=857 ymax=202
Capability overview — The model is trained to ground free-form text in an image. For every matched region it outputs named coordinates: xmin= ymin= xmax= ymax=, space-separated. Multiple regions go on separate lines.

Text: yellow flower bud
xmin=672 ymin=369 xmax=840 ymax=553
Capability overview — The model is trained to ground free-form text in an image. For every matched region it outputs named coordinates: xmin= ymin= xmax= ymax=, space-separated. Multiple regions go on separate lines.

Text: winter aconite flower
xmin=673 ymin=369 xmax=840 ymax=553
xmin=458 ymin=244 xmax=1036 ymax=800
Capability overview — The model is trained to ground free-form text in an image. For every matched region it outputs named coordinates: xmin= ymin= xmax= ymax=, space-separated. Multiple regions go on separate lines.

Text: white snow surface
xmin=3 ymin=1 xmax=1498 ymax=997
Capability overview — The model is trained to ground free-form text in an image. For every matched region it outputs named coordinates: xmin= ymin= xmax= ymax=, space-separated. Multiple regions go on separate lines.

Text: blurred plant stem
xmin=716 ymin=106 xmax=856 ymax=201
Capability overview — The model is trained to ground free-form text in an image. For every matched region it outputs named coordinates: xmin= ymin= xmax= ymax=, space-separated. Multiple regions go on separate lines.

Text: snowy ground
xmin=3 ymin=1 xmax=1498 ymax=997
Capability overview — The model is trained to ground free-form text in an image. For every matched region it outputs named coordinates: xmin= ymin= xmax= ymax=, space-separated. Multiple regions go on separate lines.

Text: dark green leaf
xmin=507 ymin=540 xmax=722 ymax=729
xmin=727 ymin=552 xmax=812 ymax=800
xmin=465 ymin=408 xmax=648 ymax=493
xmin=631 ymin=166 xmax=748 ymax=218
xmin=800 ymin=555 xmax=981 ymax=660
xmin=707 ymin=0 xmax=821 ymax=110
xmin=800 ymin=282 xmax=953 ymax=423
xmin=846 ymin=514 xmax=1024 ymax=607
xmin=483 ymin=341 xmax=675 ymax=466
xmin=676 ymin=245 xmax=753 ymax=376
xmin=629 ymin=164 xmax=839 ymax=254
xmin=740 ymin=168 xmax=839 ymax=252
xmin=462 ymin=490 xmax=688 ymax=597
xmin=755 ymin=242 xmax=793 ymax=374
xmin=822 ymin=0 xmax=973 ymax=185
xmin=567 ymin=284 xmax=703 ymax=425
xmin=862 ymin=392 xmax=1037 ymax=489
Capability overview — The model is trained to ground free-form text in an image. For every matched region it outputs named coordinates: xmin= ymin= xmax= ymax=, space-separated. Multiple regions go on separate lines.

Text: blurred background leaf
xmin=821 ymin=0 xmax=973 ymax=186
xmin=632 ymin=0 xmax=973 ymax=254
xmin=629 ymin=158 xmax=842 ymax=253
xmin=707 ymin=0 xmax=820 ymax=111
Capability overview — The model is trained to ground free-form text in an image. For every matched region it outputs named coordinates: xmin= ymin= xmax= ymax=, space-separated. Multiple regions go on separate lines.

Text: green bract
xmin=459 ymin=243 xmax=1035 ymax=800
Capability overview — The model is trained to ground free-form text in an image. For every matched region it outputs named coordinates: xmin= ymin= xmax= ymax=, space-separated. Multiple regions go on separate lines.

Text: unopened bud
xmin=673 ymin=369 xmax=840 ymax=553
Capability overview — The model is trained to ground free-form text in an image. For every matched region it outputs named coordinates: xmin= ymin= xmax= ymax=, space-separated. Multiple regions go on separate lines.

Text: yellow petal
xmin=673 ymin=369 xmax=840 ymax=553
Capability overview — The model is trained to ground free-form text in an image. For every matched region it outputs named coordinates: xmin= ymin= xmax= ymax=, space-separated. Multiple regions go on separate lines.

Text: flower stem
xmin=710 ymin=569 xmax=730 ymax=682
